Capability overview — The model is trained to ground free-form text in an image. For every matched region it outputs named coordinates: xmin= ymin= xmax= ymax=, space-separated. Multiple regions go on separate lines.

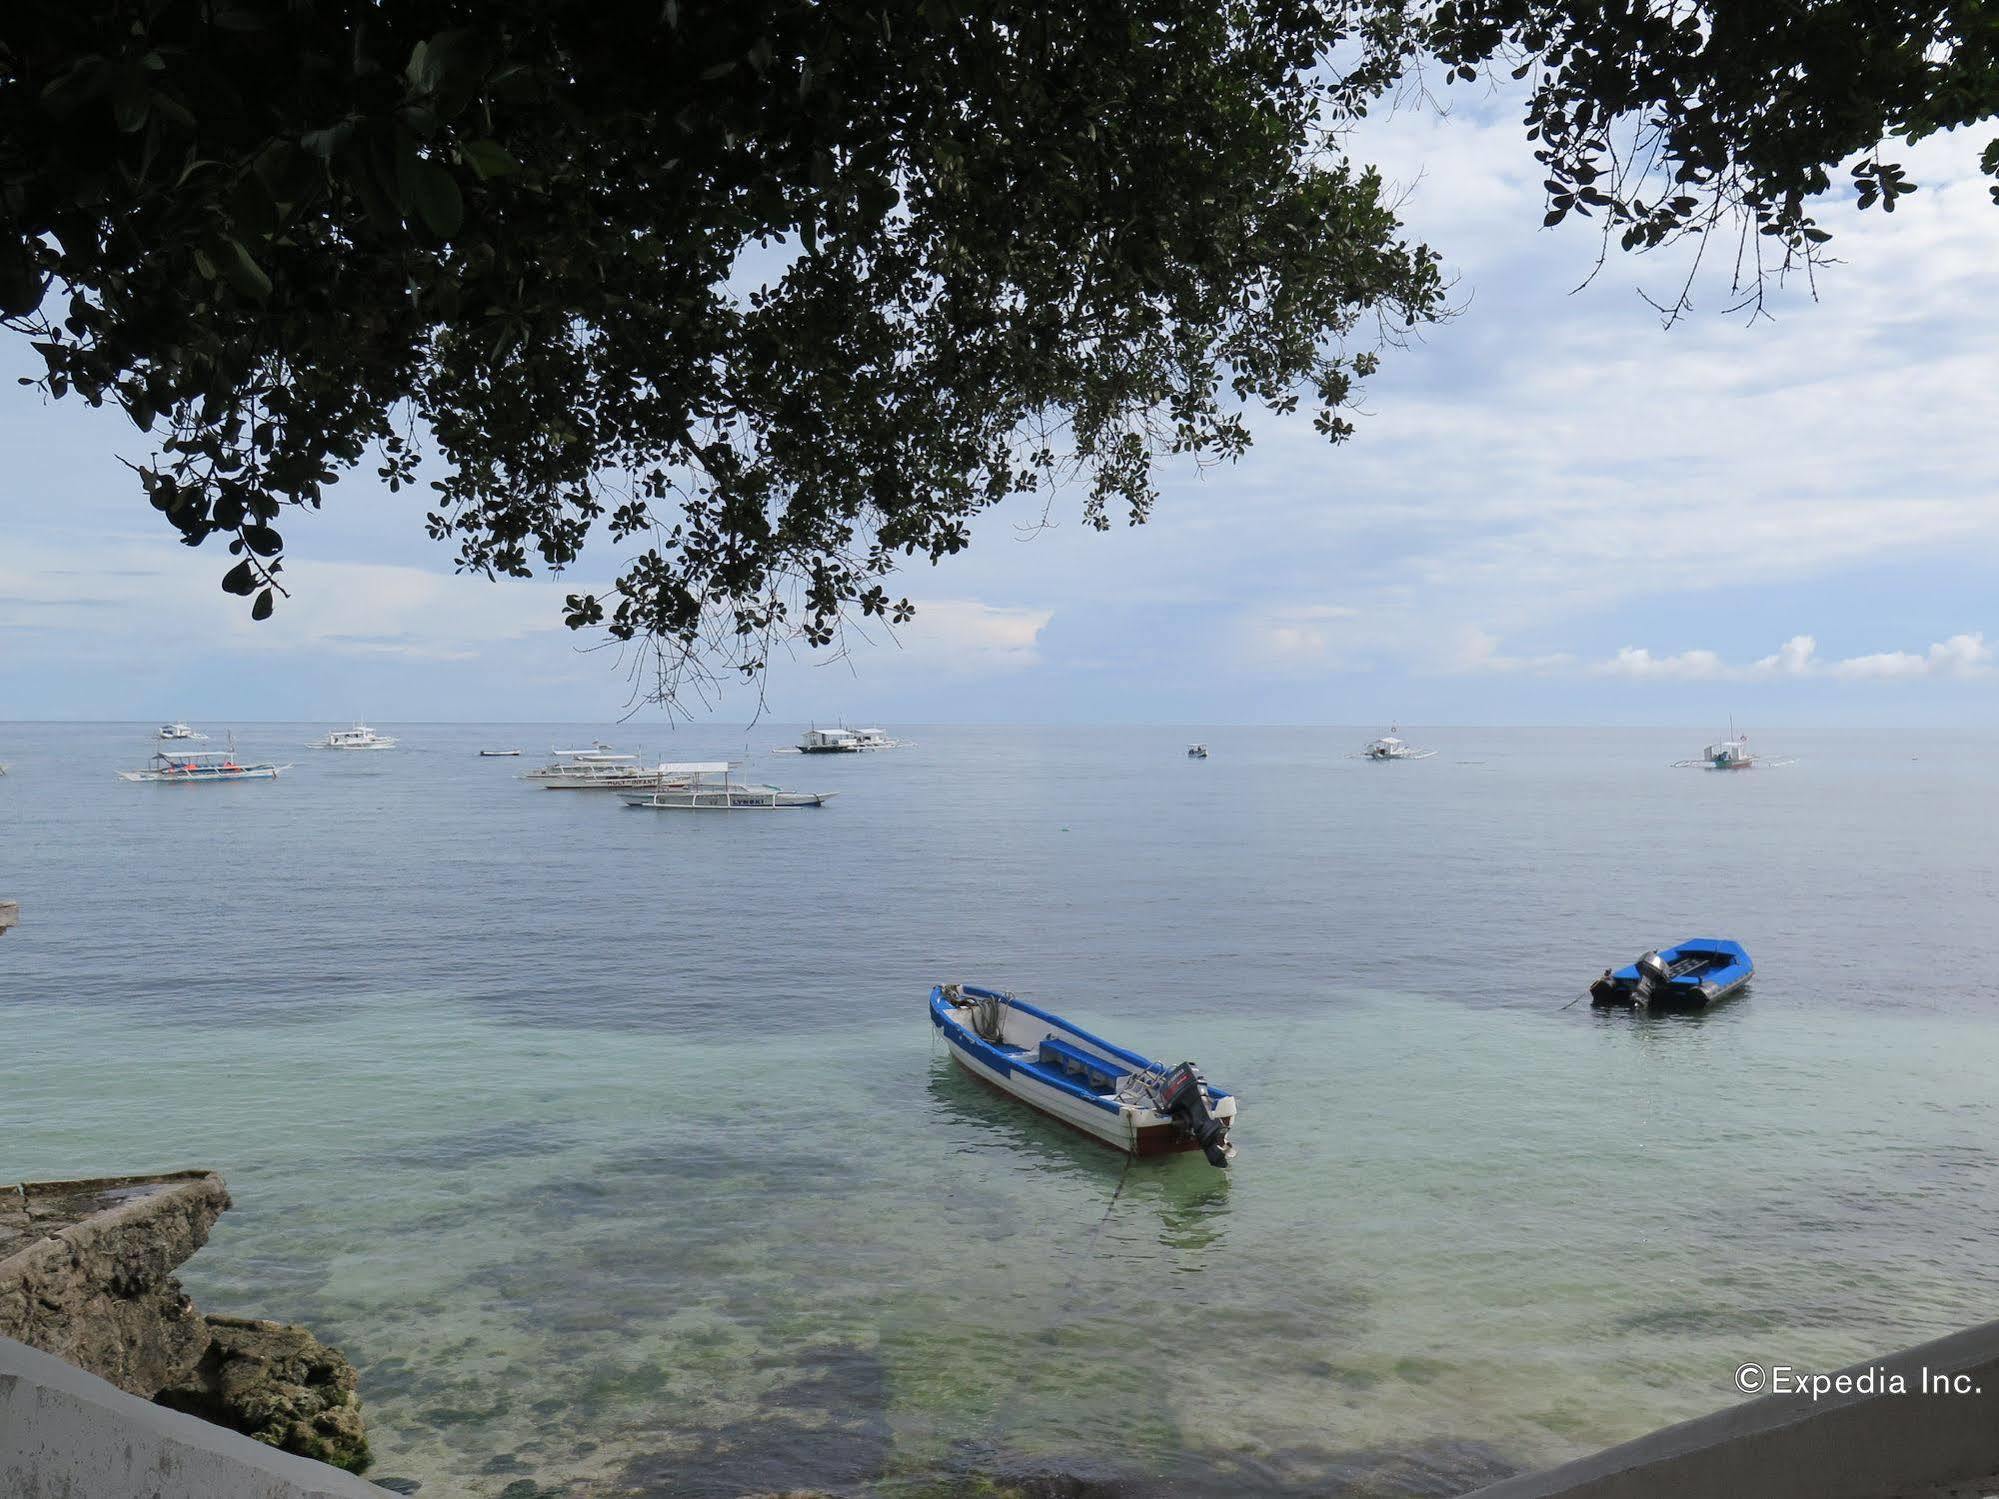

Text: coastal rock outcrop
xmin=0 ymin=1170 xmax=369 ymax=1471
xmin=0 ymin=1170 xmax=228 ymax=1395
xmin=158 ymin=1313 xmax=371 ymax=1473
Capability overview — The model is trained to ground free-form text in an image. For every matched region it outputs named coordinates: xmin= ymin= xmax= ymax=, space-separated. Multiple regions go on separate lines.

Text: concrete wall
xmin=1461 ymin=1316 xmax=1999 ymax=1499
xmin=0 ymin=1334 xmax=390 ymax=1498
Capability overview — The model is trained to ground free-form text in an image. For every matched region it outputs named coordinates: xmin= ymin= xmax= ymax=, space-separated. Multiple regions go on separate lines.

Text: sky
xmin=3 ymin=87 xmax=1997 ymax=727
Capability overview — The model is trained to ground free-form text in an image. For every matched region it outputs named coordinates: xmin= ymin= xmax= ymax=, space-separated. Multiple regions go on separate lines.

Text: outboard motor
xmin=1633 ymin=950 xmax=1672 ymax=1007
xmin=1158 ymin=1062 xmax=1233 ymax=1168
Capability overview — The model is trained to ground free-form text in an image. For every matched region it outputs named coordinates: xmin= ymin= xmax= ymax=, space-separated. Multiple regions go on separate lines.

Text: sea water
xmin=2 ymin=724 xmax=1995 ymax=1496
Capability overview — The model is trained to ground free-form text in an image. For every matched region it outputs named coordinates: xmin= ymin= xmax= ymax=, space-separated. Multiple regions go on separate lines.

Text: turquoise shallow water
xmin=2 ymin=724 xmax=1997 ymax=1496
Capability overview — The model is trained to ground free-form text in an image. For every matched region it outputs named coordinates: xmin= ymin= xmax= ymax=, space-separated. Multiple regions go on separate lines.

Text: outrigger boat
xmin=479 ymin=749 xmax=523 ymax=757
xmin=930 ymin=983 xmax=1237 ymax=1166
xmin=521 ymin=744 xmax=681 ymax=790
xmin=620 ymin=762 xmax=834 ymax=809
xmin=157 ymin=721 xmax=207 ymax=742
xmin=793 ymin=724 xmax=901 ymax=753
xmin=1355 ymin=725 xmax=1436 ymax=761
xmin=1672 ymin=726 xmax=1792 ymax=770
xmin=797 ymin=725 xmax=863 ymax=753
xmin=1187 ymin=743 xmax=1209 ymax=758
xmin=310 ymin=723 xmax=397 ymax=750
xmin=1589 ymin=938 xmax=1753 ymax=1011
xmin=119 ymin=744 xmax=288 ymax=783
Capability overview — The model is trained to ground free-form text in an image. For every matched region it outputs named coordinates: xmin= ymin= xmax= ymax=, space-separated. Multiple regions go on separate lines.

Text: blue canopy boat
xmin=1589 ymin=938 xmax=1753 ymax=1011
xmin=929 ymin=984 xmax=1237 ymax=1166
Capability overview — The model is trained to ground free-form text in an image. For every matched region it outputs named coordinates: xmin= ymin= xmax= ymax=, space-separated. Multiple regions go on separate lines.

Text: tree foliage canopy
xmin=2 ymin=2 xmax=1992 ymax=699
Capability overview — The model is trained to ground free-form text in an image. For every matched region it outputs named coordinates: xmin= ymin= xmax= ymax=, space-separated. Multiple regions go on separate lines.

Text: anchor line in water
xmin=1046 ymin=1150 xmax=1138 ymax=1322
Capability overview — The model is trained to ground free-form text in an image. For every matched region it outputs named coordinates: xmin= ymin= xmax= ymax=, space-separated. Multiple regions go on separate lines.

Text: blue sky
xmin=3 ymin=92 xmax=1996 ymax=726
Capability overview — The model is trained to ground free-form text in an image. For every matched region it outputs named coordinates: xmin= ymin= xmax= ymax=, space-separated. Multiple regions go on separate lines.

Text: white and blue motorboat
xmin=930 ymin=984 xmax=1237 ymax=1166
xmin=1589 ymin=938 xmax=1753 ymax=1011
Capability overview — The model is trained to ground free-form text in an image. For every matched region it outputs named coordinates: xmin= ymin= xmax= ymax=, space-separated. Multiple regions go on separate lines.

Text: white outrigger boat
xmin=797 ymin=725 xmax=863 ymax=753
xmin=157 ymin=721 xmax=207 ymax=742
xmin=521 ymin=744 xmax=684 ymax=790
xmin=120 ymin=744 xmax=288 ymax=783
xmin=793 ymin=724 xmax=901 ymax=753
xmin=1673 ymin=726 xmax=1793 ymax=770
xmin=1355 ymin=726 xmax=1435 ymax=761
xmin=619 ymin=762 xmax=834 ymax=810
xmin=310 ymin=723 xmax=397 ymax=750
xmin=931 ymin=984 xmax=1236 ymax=1166
xmin=1187 ymin=743 xmax=1209 ymax=758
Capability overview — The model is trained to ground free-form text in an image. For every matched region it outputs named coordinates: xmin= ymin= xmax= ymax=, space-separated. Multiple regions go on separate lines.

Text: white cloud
xmin=1241 ymin=603 xmax=1360 ymax=664
xmin=1832 ymin=632 xmax=1992 ymax=680
xmin=1754 ymin=635 xmax=1818 ymax=676
xmin=1452 ymin=627 xmax=1574 ymax=674
xmin=868 ymin=598 xmax=1053 ymax=674
xmin=1594 ymin=646 xmax=1728 ymax=681
xmin=0 ymin=534 xmax=573 ymax=664
xmin=1583 ymin=632 xmax=1989 ymax=682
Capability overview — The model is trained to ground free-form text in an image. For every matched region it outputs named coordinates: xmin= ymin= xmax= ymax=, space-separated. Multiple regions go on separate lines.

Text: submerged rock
xmin=157 ymin=1314 xmax=372 ymax=1472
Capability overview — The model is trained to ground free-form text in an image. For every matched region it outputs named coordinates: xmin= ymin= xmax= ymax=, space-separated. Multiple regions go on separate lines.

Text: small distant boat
xmin=157 ymin=721 xmax=208 ymax=742
xmin=479 ymin=749 xmax=522 ymax=757
xmin=1673 ymin=726 xmax=1792 ymax=770
xmin=311 ymin=723 xmax=398 ymax=751
xmin=930 ymin=984 xmax=1236 ymax=1166
xmin=620 ymin=762 xmax=834 ymax=809
xmin=1187 ymin=744 xmax=1209 ymax=759
xmin=1589 ymin=939 xmax=1753 ymax=1011
xmin=522 ymin=744 xmax=682 ymax=790
xmin=1355 ymin=726 xmax=1435 ymax=761
xmin=120 ymin=743 xmax=288 ymax=783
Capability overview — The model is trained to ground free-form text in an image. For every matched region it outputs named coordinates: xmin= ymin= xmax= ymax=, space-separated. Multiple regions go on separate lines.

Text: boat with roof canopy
xmin=310 ymin=723 xmax=397 ymax=750
xmin=620 ymin=763 xmax=833 ymax=809
xmin=1354 ymin=725 xmax=1436 ymax=760
xmin=521 ymin=744 xmax=683 ymax=789
xmin=120 ymin=741 xmax=288 ymax=783
xmin=1672 ymin=725 xmax=1793 ymax=770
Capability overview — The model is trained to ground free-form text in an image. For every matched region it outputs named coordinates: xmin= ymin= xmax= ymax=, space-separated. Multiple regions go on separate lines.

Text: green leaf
xmin=405 ymin=40 xmax=436 ymax=95
xmin=221 ymin=559 xmax=258 ymax=596
xmin=301 ymin=122 xmax=355 ymax=162
xmin=251 ymin=588 xmax=275 ymax=621
xmin=458 ymin=138 xmax=518 ymax=180
xmin=220 ymin=239 xmax=272 ymax=299
xmin=406 ymin=160 xmax=463 ymax=237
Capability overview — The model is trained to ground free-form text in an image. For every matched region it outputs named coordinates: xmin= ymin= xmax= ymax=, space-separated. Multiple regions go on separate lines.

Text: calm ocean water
xmin=3 ymin=723 xmax=1996 ymax=1497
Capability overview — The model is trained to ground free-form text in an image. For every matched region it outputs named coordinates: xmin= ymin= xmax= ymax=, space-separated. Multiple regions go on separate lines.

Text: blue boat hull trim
xmin=929 ymin=984 xmax=1237 ymax=1163
xmin=1589 ymin=938 xmax=1753 ymax=1011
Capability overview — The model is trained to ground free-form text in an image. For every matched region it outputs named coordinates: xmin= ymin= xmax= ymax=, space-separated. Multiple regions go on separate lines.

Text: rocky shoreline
xmin=0 ymin=1170 xmax=370 ymax=1474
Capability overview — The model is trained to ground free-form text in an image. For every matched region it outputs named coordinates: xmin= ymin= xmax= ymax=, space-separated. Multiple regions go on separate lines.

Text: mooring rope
xmin=1042 ymin=1148 xmax=1138 ymax=1339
